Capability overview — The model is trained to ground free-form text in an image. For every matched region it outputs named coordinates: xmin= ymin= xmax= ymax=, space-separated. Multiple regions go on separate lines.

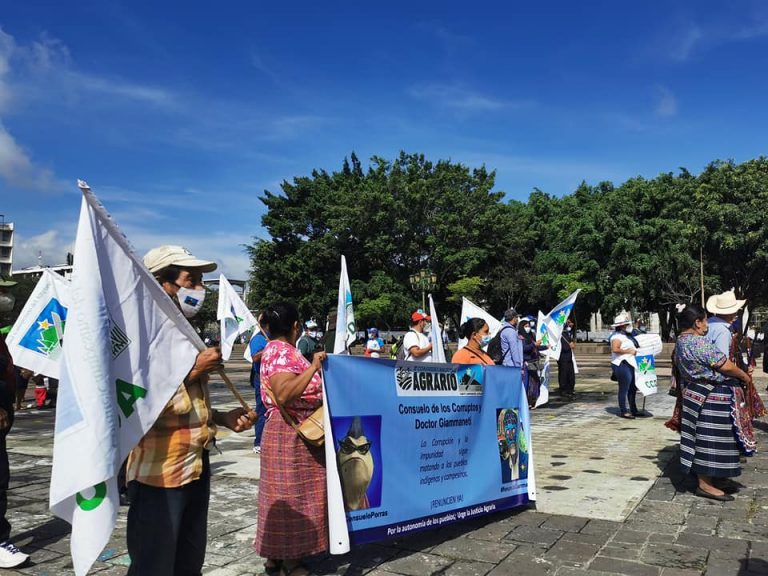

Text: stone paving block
xmin=700 ymin=558 xmax=748 ymax=576
xmin=375 ymin=551 xmax=453 ymax=576
xmin=623 ymin=518 xmax=678 ymax=535
xmin=554 ymin=568 xmax=615 ymax=576
xmin=658 ymin=569 xmax=703 ymax=576
xmin=540 ymin=515 xmax=590 ymax=533
xmin=632 ymin=501 xmax=689 ymax=525
xmin=750 ymin=540 xmax=768 ymax=562
xmin=390 ymin=528 xmax=448 ymax=552
xmin=430 ymin=536 xmax=516 ymax=563
xmin=465 ymin=521 xmax=515 ymax=542
xmin=717 ymin=520 xmax=768 ymax=541
xmin=559 ymin=531 xmax=612 ymax=547
xmin=487 ymin=553 xmax=555 ymax=576
xmin=640 ymin=543 xmax=707 ymax=571
xmin=677 ymin=514 xmax=717 ymax=535
xmin=543 ymin=540 xmax=601 ymax=566
xmin=588 ymin=557 xmax=661 ymax=576
xmin=611 ymin=529 xmax=649 ymax=544
xmin=504 ymin=525 xmax=563 ymax=547
xmin=578 ymin=519 xmax=622 ymax=536
xmin=597 ymin=543 xmax=642 ymax=562
xmin=440 ymin=559 xmax=496 ymax=576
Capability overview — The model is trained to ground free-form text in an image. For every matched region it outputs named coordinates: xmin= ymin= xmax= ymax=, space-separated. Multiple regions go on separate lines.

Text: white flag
xmin=458 ymin=297 xmax=502 ymax=349
xmin=534 ymin=311 xmax=550 ymax=408
xmin=333 ymin=255 xmax=355 ymax=354
xmin=536 ymin=289 xmax=580 ymax=361
xmin=428 ymin=294 xmax=446 ymax=363
xmin=5 ymin=269 xmax=71 ymax=378
xmin=217 ymin=274 xmax=257 ymax=361
xmin=49 ymin=182 xmax=205 ymax=576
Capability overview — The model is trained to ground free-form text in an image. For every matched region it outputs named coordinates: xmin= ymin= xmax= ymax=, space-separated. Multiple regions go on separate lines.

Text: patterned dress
xmin=254 ymin=340 xmax=328 ymax=559
xmin=674 ymin=333 xmax=754 ymax=479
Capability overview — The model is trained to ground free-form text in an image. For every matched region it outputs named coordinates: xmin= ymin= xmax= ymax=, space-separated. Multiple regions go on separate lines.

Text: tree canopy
xmin=247 ymin=152 xmax=768 ymax=336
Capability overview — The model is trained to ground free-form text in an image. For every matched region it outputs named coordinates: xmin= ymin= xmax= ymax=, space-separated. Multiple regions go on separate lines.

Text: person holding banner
xmin=674 ymin=304 xmax=752 ymax=501
xmin=610 ymin=313 xmax=640 ymax=419
xmin=255 ymin=301 xmax=328 ymax=576
xmin=452 ymin=318 xmax=494 ymax=365
xmin=126 ymin=246 xmax=256 ymax=576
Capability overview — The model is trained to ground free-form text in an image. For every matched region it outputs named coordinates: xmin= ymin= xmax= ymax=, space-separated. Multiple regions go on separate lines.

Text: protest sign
xmin=324 ymin=355 xmax=535 ymax=546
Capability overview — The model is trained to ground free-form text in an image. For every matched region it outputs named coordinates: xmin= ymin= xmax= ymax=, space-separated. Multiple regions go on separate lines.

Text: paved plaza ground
xmin=3 ymin=351 xmax=768 ymax=575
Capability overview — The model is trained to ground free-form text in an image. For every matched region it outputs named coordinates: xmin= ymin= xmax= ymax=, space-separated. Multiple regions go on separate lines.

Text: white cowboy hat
xmin=611 ymin=312 xmax=632 ymax=327
xmin=706 ymin=290 xmax=745 ymax=315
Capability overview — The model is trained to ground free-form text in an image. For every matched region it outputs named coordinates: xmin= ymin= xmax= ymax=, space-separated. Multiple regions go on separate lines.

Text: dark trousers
xmin=614 ymin=361 xmax=638 ymax=415
xmin=126 ymin=453 xmax=210 ymax=576
xmin=0 ymin=431 xmax=10 ymax=543
xmin=557 ymin=356 xmax=575 ymax=394
xmin=253 ymin=388 xmax=266 ymax=447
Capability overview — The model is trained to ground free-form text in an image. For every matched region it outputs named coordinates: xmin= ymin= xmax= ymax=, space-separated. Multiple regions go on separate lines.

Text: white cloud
xmin=13 ymin=229 xmax=74 ymax=269
xmin=0 ymin=122 xmax=62 ymax=191
xmin=670 ymin=24 xmax=703 ymax=62
xmin=654 ymin=86 xmax=678 ymax=118
xmin=409 ymin=83 xmax=532 ymax=112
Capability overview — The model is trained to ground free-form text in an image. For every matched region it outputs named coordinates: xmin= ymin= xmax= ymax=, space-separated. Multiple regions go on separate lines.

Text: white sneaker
xmin=0 ymin=541 xmax=29 ymax=568
xmin=252 ymin=445 xmax=261 ymax=454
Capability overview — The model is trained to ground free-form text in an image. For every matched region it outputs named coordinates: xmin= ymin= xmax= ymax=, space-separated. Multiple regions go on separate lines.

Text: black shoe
xmin=119 ymin=491 xmax=130 ymax=507
xmin=695 ymin=488 xmax=734 ymax=502
xmin=714 ymin=479 xmax=742 ymax=494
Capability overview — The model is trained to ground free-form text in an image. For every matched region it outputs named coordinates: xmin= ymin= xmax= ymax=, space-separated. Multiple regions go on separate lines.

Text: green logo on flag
xmin=76 ymin=482 xmax=107 ymax=511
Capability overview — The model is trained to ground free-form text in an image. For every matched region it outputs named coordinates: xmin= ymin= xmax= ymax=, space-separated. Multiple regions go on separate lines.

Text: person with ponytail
xmin=452 ymin=318 xmax=494 ymax=365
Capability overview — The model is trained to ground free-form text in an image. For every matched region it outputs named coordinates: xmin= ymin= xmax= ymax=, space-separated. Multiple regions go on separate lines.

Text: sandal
xmin=620 ymin=413 xmax=635 ymax=419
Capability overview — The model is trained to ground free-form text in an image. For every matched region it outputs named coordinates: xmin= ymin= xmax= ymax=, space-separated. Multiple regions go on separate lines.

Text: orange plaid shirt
xmin=127 ymin=376 xmax=216 ymax=488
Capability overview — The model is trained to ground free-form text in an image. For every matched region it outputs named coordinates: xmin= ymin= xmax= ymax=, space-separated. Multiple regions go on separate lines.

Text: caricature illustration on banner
xmin=323 ymin=355 xmax=535 ymax=547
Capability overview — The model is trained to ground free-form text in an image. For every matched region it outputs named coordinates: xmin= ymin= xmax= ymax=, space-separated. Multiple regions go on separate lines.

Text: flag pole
xmin=216 ymin=369 xmax=252 ymax=411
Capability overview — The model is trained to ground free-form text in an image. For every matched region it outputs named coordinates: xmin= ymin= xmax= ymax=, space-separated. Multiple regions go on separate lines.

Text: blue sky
xmin=2 ymin=1 xmax=768 ymax=279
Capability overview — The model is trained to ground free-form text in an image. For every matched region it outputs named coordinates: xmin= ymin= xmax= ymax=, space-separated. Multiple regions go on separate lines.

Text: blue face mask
xmin=480 ymin=334 xmax=493 ymax=347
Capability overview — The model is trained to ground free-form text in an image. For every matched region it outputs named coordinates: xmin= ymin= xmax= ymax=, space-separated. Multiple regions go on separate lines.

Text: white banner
xmin=5 ymin=269 xmax=71 ymax=378
xmin=333 ymin=255 xmax=355 ymax=354
xmin=217 ymin=274 xmax=257 ymax=361
xmin=537 ymin=289 xmax=580 ymax=361
xmin=534 ymin=311 xmax=550 ymax=408
xmin=49 ymin=181 xmax=205 ymax=576
xmin=428 ymin=294 xmax=446 ymax=363
xmin=634 ymin=334 xmax=663 ymax=396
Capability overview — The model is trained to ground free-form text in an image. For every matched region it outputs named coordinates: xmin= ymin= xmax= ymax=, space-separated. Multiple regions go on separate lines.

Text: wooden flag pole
xmin=216 ymin=368 xmax=251 ymax=411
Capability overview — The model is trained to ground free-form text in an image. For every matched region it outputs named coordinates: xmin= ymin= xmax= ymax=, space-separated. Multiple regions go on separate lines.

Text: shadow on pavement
xmin=13 ymin=516 xmax=71 ymax=549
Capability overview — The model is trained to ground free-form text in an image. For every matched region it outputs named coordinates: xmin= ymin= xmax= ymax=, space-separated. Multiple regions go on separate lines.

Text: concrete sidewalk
xmin=3 ymin=357 xmax=767 ymax=575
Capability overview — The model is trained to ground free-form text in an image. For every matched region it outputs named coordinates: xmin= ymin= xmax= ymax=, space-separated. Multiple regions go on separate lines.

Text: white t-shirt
xmin=403 ymin=330 xmax=431 ymax=362
xmin=610 ymin=332 xmax=636 ymax=366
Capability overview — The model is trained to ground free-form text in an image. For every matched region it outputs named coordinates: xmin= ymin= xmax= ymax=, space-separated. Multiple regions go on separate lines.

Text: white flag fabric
xmin=5 ymin=269 xmax=71 ymax=378
xmin=458 ymin=297 xmax=502 ymax=349
xmin=49 ymin=182 xmax=205 ymax=576
xmin=536 ymin=289 xmax=580 ymax=361
xmin=428 ymin=294 xmax=446 ymax=363
xmin=634 ymin=333 xmax=663 ymax=396
xmin=534 ymin=311 xmax=550 ymax=408
xmin=333 ymin=255 xmax=355 ymax=354
xmin=217 ymin=274 xmax=257 ymax=361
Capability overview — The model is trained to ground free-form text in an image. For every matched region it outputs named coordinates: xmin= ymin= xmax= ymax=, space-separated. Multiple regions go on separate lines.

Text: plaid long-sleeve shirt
xmin=127 ymin=376 xmax=216 ymax=488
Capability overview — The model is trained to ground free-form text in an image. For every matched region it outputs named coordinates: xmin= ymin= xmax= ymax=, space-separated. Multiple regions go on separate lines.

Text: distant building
xmin=0 ymin=220 xmax=13 ymax=277
xmin=12 ymin=253 xmax=74 ymax=281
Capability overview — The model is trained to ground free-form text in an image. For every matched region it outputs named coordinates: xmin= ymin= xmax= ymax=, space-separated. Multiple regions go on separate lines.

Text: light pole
xmin=409 ymin=269 xmax=437 ymax=311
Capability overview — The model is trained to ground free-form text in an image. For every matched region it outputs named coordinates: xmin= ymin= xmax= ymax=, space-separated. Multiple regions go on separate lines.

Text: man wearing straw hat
xmin=706 ymin=290 xmax=766 ymax=422
xmin=126 ymin=246 xmax=255 ymax=576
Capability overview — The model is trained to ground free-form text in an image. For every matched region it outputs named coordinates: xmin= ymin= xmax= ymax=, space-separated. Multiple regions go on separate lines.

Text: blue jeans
xmin=253 ymin=388 xmax=267 ymax=447
xmin=614 ymin=361 xmax=638 ymax=415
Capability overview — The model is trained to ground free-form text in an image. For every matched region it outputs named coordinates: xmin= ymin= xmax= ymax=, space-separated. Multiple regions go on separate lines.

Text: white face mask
xmin=308 ymin=330 xmax=318 ymax=339
xmin=523 ymin=326 xmax=531 ymax=334
xmin=624 ymin=325 xmax=633 ymax=334
xmin=176 ymin=286 xmax=206 ymax=318
xmin=0 ymin=293 xmax=14 ymax=313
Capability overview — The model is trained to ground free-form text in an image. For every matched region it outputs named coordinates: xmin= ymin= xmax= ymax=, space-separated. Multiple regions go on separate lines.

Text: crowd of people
xmin=0 ymin=247 xmax=766 ymax=572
